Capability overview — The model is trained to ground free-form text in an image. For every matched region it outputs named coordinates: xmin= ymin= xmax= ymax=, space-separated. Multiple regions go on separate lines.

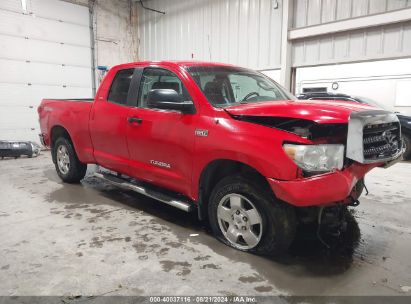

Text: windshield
xmin=185 ymin=66 xmax=295 ymax=107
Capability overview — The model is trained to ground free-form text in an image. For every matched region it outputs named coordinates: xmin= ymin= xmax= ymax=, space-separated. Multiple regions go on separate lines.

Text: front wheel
xmin=53 ymin=137 xmax=87 ymax=183
xmin=208 ymin=175 xmax=296 ymax=256
xmin=403 ymin=134 xmax=411 ymax=160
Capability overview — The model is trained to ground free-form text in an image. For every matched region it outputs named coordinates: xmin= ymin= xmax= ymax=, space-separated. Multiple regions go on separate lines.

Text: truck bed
xmin=38 ymin=98 xmax=95 ymax=163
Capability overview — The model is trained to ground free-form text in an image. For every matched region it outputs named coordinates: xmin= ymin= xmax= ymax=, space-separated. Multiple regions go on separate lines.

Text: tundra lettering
xmin=150 ymin=160 xmax=171 ymax=169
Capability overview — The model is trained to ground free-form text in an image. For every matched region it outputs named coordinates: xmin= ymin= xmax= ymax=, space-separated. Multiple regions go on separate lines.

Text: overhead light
xmin=21 ymin=0 xmax=27 ymax=12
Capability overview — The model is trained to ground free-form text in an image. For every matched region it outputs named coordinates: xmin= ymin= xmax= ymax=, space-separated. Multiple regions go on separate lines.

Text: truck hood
xmin=224 ymin=99 xmax=376 ymax=124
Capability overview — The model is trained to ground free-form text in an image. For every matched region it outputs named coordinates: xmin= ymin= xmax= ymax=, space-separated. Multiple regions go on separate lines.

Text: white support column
xmin=279 ymin=0 xmax=293 ymax=91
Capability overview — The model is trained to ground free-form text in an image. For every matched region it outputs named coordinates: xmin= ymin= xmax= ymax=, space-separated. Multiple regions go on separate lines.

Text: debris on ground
xmin=0 ymin=140 xmax=41 ymax=159
xmin=400 ymin=285 xmax=411 ymax=293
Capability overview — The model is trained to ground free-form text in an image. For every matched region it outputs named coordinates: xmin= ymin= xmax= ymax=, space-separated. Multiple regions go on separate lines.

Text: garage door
xmin=0 ymin=0 xmax=93 ymax=143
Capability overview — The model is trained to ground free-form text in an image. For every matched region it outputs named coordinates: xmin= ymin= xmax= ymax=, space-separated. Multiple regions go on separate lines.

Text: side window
xmin=107 ymin=68 xmax=134 ymax=105
xmin=138 ymin=68 xmax=190 ymax=108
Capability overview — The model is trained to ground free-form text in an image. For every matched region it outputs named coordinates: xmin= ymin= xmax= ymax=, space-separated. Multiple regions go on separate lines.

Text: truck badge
xmin=150 ymin=160 xmax=171 ymax=169
xmin=195 ymin=129 xmax=208 ymax=137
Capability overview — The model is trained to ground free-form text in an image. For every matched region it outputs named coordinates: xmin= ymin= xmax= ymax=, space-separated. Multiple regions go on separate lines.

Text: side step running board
xmin=93 ymin=172 xmax=193 ymax=212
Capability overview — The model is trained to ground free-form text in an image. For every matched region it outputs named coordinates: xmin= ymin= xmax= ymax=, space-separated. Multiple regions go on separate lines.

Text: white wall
xmin=65 ymin=0 xmax=140 ymax=86
xmin=260 ymin=69 xmax=281 ymax=83
xmin=296 ymin=58 xmax=411 ymax=115
xmin=0 ymin=0 xmax=93 ymax=143
xmin=92 ymin=0 xmax=139 ymax=80
xmin=293 ymin=0 xmax=411 ymax=28
xmin=0 ymin=0 xmax=139 ymax=143
xmin=292 ymin=21 xmax=411 ymax=67
xmin=137 ymin=0 xmax=411 ymax=92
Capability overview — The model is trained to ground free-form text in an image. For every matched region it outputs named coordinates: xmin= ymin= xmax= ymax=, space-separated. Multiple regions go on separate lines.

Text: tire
xmin=351 ymin=178 xmax=364 ymax=201
xmin=208 ymin=175 xmax=296 ymax=256
xmin=53 ymin=137 xmax=87 ymax=183
xmin=403 ymin=134 xmax=411 ymax=160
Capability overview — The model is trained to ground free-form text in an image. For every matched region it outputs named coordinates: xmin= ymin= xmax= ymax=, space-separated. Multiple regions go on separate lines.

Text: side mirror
xmin=147 ymin=89 xmax=195 ymax=114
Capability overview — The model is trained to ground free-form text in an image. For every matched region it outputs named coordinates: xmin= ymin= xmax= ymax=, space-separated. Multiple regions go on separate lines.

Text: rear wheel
xmin=53 ymin=137 xmax=87 ymax=183
xmin=208 ymin=175 xmax=296 ymax=256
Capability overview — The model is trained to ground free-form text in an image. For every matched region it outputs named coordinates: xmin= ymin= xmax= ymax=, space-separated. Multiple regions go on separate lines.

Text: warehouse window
xmin=107 ymin=69 xmax=134 ymax=105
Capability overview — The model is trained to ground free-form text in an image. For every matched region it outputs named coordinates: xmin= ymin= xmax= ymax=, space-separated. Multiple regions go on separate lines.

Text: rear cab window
xmin=107 ymin=68 xmax=135 ymax=105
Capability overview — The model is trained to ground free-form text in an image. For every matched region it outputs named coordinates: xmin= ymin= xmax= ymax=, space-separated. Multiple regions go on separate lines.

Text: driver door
xmin=126 ymin=67 xmax=196 ymax=195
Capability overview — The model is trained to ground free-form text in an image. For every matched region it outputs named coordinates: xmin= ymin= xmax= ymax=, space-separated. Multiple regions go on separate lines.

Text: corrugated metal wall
xmin=292 ymin=21 xmax=411 ymax=66
xmin=293 ymin=0 xmax=411 ymax=28
xmin=291 ymin=0 xmax=411 ymax=67
xmin=138 ymin=0 xmax=411 ymax=70
xmin=138 ymin=0 xmax=283 ymax=70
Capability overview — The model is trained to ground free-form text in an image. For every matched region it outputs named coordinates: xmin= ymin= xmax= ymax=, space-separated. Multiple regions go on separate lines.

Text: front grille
xmin=363 ymin=122 xmax=401 ymax=161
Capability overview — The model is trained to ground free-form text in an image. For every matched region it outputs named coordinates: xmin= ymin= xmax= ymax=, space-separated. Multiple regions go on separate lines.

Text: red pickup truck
xmin=38 ymin=61 xmax=403 ymax=255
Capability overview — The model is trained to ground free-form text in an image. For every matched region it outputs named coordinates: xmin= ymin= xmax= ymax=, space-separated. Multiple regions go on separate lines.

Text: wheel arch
xmin=197 ymin=159 xmax=273 ymax=221
xmin=50 ymin=125 xmax=73 ymax=163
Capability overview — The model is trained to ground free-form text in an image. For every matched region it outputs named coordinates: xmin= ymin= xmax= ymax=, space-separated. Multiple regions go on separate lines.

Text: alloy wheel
xmin=217 ymin=193 xmax=263 ymax=250
xmin=56 ymin=145 xmax=70 ymax=174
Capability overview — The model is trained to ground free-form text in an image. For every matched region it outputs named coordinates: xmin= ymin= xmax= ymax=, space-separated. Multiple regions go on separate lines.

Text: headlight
xmin=283 ymin=144 xmax=344 ymax=172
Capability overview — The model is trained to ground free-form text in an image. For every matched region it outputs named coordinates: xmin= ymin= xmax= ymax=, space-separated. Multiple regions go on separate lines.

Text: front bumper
xmin=271 ymin=110 xmax=405 ymax=207
xmin=268 ymin=162 xmax=381 ymax=207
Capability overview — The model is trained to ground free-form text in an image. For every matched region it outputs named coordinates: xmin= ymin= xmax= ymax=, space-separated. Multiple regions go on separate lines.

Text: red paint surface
xmin=268 ymin=162 xmax=380 ymax=206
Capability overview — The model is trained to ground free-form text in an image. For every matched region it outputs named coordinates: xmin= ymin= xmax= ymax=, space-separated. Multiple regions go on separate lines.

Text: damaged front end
xmin=231 ymin=114 xmax=350 ymax=177
xmin=230 ymin=110 xmax=403 ymax=205
xmin=229 ymin=115 xmax=348 ymax=144
xmin=230 ymin=109 xmax=404 ymax=174
xmin=230 ymin=110 xmax=404 ymax=246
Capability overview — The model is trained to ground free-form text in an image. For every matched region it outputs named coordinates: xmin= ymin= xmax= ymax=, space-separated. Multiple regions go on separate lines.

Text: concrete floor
xmin=0 ymin=153 xmax=411 ymax=297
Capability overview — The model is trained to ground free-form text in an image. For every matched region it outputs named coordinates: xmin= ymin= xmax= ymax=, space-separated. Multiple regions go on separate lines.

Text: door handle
xmin=127 ymin=117 xmax=142 ymax=124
